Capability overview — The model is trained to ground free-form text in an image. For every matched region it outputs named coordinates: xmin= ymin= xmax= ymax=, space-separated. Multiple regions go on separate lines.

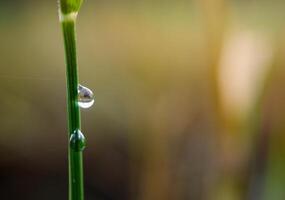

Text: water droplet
xmin=78 ymin=84 xmax=95 ymax=109
xmin=70 ymin=129 xmax=86 ymax=151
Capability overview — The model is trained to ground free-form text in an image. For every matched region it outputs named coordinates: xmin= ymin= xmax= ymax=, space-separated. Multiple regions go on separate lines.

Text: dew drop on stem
xmin=69 ymin=129 xmax=86 ymax=152
xmin=78 ymin=84 xmax=95 ymax=109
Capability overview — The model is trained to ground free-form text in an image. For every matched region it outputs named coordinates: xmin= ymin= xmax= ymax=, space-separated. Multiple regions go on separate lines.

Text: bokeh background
xmin=0 ymin=0 xmax=285 ymax=199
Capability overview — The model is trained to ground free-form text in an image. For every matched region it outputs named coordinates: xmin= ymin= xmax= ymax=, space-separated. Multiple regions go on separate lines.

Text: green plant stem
xmin=61 ymin=19 xmax=85 ymax=200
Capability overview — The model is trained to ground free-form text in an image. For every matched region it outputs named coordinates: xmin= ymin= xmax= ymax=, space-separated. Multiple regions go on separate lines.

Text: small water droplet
xmin=78 ymin=84 xmax=95 ymax=109
xmin=70 ymin=129 xmax=86 ymax=151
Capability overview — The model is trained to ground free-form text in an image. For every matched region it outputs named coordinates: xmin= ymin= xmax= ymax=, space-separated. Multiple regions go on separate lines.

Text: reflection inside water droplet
xmin=78 ymin=84 xmax=95 ymax=109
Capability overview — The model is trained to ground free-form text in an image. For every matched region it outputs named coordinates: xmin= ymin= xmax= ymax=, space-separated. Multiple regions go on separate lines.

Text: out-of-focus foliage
xmin=0 ymin=0 xmax=284 ymax=200
xmin=59 ymin=0 xmax=83 ymax=14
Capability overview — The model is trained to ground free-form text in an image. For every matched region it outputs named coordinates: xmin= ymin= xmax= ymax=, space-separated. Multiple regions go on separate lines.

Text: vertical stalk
xmin=59 ymin=1 xmax=85 ymax=199
xmin=61 ymin=15 xmax=84 ymax=200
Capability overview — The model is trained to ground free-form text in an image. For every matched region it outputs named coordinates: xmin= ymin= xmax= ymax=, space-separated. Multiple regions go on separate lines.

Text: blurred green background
xmin=0 ymin=0 xmax=285 ymax=199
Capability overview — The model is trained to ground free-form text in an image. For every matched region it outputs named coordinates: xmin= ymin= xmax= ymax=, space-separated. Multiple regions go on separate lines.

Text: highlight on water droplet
xmin=69 ymin=129 xmax=86 ymax=152
xmin=78 ymin=84 xmax=95 ymax=109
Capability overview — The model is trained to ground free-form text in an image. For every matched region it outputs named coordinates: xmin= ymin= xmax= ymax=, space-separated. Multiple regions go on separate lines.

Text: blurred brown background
xmin=0 ymin=0 xmax=285 ymax=199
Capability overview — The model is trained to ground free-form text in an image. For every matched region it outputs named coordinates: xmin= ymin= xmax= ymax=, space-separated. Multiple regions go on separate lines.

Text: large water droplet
xmin=70 ymin=129 xmax=86 ymax=152
xmin=78 ymin=84 xmax=95 ymax=109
